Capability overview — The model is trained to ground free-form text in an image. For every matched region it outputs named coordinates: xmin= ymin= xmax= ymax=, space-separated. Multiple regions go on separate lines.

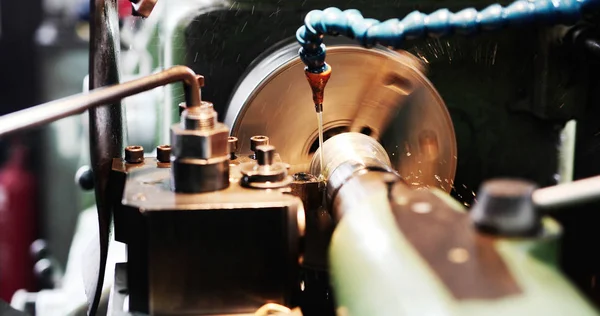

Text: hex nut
xmin=170 ymin=123 xmax=229 ymax=160
xmin=157 ymin=145 xmax=171 ymax=163
xmin=250 ymin=135 xmax=269 ymax=152
xmin=125 ymin=145 xmax=144 ymax=164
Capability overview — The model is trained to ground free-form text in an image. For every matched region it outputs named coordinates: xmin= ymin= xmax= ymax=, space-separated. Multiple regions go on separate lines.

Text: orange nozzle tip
xmin=304 ymin=64 xmax=332 ymax=106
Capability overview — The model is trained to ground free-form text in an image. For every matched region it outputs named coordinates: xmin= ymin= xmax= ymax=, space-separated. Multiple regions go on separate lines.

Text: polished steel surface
xmin=225 ymin=43 xmax=457 ymax=191
xmin=170 ymin=122 xmax=229 ymax=160
xmin=171 ymin=101 xmax=230 ymax=193
xmin=310 ymin=133 xmax=392 ymax=203
xmin=239 ymin=145 xmax=293 ymax=189
xmin=533 ymin=175 xmax=600 ymax=209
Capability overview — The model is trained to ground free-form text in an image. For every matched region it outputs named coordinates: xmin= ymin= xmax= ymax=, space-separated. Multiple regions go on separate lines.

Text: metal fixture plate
xmin=225 ymin=42 xmax=457 ymax=191
xmin=119 ymin=163 xmax=300 ymax=211
xmin=391 ymin=188 xmax=521 ymax=300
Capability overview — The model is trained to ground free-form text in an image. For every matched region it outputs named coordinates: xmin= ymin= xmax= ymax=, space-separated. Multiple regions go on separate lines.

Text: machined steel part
xmin=310 ymin=133 xmax=394 ymax=206
xmin=171 ymin=102 xmax=230 ymax=193
xmin=240 ymin=144 xmax=293 ymax=189
xmin=112 ymin=159 xmax=305 ymax=314
xmin=225 ymin=42 xmax=457 ymax=191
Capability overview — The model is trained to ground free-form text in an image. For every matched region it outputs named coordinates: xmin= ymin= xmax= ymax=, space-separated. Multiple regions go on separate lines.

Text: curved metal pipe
xmin=0 ymin=66 xmax=203 ymax=136
xmin=310 ymin=133 xmax=394 ymax=217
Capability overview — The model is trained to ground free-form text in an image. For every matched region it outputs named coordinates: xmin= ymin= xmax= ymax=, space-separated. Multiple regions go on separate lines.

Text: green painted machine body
xmin=330 ymin=183 xmax=598 ymax=316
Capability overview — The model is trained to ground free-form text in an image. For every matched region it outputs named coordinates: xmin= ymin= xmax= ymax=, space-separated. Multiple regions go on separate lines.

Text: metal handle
xmin=0 ymin=66 xmax=202 ymax=136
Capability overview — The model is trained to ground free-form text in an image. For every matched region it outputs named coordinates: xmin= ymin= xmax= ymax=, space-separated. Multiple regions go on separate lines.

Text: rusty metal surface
xmin=391 ymin=189 xmax=522 ymax=300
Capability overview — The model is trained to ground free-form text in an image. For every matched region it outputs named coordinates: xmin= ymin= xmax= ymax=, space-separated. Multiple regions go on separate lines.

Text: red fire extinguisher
xmin=0 ymin=140 xmax=37 ymax=302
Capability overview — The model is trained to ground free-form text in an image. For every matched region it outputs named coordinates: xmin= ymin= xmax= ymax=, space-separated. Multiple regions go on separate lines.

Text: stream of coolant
xmin=317 ymin=111 xmax=325 ymax=181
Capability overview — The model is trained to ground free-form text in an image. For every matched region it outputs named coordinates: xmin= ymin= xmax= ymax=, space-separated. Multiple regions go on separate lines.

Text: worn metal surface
xmin=289 ymin=174 xmax=331 ymax=271
xmin=171 ymin=102 xmax=230 ymax=193
xmin=391 ymin=189 xmax=521 ymax=300
xmin=225 ymin=43 xmax=456 ymax=189
xmin=114 ymin=161 xmax=304 ymax=315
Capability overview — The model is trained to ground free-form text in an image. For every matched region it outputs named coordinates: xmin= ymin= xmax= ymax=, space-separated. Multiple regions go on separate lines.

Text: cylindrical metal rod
xmin=88 ymin=1 xmax=121 ymax=315
xmin=0 ymin=66 xmax=202 ymax=136
xmin=533 ymin=176 xmax=600 ymax=209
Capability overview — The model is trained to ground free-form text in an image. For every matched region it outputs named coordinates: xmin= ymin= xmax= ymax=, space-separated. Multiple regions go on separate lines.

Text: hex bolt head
xmin=125 ymin=145 xmax=144 ymax=164
xmin=256 ymin=145 xmax=276 ymax=166
xmin=228 ymin=136 xmax=238 ymax=156
xmin=156 ymin=145 xmax=171 ymax=163
xmin=250 ymin=135 xmax=269 ymax=152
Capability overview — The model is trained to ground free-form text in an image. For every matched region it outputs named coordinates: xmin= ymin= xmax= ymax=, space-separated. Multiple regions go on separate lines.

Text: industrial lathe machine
xmin=5 ymin=0 xmax=600 ymax=315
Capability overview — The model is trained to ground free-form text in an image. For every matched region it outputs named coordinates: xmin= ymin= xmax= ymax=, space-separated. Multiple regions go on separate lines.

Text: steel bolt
xmin=125 ymin=145 xmax=144 ymax=164
xmin=256 ymin=145 xmax=275 ymax=166
xmin=156 ymin=145 xmax=171 ymax=163
xmin=228 ymin=136 xmax=238 ymax=159
xmin=250 ymin=135 xmax=269 ymax=152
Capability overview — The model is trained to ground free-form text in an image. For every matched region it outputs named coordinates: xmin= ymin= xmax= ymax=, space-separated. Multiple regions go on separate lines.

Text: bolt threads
xmin=183 ymin=102 xmax=217 ymax=130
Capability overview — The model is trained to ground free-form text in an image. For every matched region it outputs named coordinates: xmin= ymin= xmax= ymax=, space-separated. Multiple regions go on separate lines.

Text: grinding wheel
xmin=225 ymin=41 xmax=457 ymax=192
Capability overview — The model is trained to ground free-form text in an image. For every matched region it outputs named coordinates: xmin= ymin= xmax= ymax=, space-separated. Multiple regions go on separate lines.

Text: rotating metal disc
xmin=225 ymin=41 xmax=457 ymax=192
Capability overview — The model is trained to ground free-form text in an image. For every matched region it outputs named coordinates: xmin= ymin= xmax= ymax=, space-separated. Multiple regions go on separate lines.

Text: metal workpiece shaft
xmin=533 ymin=176 xmax=600 ymax=209
xmin=310 ymin=133 xmax=393 ymax=204
xmin=0 ymin=66 xmax=203 ymax=136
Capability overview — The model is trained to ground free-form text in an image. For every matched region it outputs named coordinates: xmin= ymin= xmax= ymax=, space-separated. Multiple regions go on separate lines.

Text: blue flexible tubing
xmin=297 ymin=0 xmax=599 ymax=74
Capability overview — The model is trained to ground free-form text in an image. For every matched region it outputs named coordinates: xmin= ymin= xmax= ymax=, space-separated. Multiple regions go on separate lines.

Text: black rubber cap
xmin=470 ymin=179 xmax=541 ymax=237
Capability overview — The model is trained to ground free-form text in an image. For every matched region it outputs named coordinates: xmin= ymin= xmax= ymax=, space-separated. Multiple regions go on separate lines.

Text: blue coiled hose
xmin=297 ymin=0 xmax=599 ymax=74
